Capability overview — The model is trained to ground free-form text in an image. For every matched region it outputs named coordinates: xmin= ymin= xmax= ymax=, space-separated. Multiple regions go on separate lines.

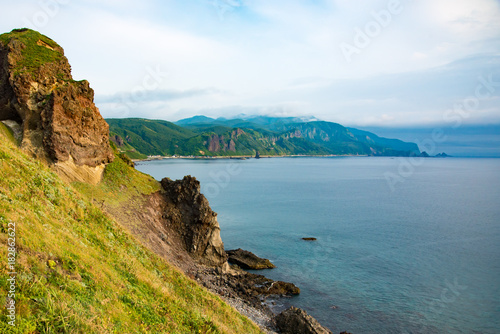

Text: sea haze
xmin=359 ymin=125 xmax=500 ymax=158
xmin=136 ymin=157 xmax=500 ymax=334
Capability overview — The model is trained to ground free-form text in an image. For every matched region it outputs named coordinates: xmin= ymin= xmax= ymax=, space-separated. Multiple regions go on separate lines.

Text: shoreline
xmin=133 ymin=153 xmax=367 ymax=162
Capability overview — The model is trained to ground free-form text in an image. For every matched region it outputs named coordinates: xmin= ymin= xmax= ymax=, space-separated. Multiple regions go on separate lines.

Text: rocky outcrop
xmin=275 ymin=307 xmax=333 ymax=334
xmin=160 ymin=176 xmax=227 ymax=267
xmin=231 ymin=128 xmax=244 ymax=138
xmin=229 ymin=139 xmax=236 ymax=151
xmin=198 ymin=268 xmax=300 ymax=299
xmin=207 ymin=134 xmax=237 ymax=152
xmin=226 ymin=248 xmax=276 ymax=269
xmin=111 ymin=134 xmax=124 ymax=147
xmin=0 ymin=29 xmax=113 ymax=183
xmin=208 ymin=134 xmax=220 ymax=152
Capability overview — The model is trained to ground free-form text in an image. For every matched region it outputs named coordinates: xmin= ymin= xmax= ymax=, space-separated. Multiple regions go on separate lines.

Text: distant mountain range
xmin=106 ymin=116 xmax=420 ymax=159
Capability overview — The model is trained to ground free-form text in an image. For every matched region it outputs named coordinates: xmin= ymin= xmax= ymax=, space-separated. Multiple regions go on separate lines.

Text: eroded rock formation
xmin=207 ymin=132 xmax=239 ymax=152
xmin=160 ymin=176 xmax=227 ymax=267
xmin=0 ymin=28 xmax=113 ymax=183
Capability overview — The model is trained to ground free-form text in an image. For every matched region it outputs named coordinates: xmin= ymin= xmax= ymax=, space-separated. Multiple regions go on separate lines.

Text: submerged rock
xmin=226 ymin=248 xmax=276 ymax=270
xmin=275 ymin=306 xmax=332 ymax=334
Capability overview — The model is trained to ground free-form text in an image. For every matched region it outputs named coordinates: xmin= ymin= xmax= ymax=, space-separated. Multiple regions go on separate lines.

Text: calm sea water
xmin=136 ymin=157 xmax=500 ymax=334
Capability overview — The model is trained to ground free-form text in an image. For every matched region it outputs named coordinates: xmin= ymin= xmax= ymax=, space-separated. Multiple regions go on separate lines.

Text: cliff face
xmin=160 ymin=176 xmax=227 ymax=267
xmin=207 ymin=134 xmax=238 ymax=153
xmin=0 ymin=29 xmax=113 ymax=183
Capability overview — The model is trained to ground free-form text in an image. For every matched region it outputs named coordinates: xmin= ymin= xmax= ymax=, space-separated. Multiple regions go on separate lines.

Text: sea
xmin=136 ymin=157 xmax=500 ymax=334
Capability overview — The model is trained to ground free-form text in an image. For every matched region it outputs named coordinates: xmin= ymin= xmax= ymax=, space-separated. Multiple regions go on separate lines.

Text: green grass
xmin=72 ymin=143 xmax=161 ymax=208
xmin=0 ymin=29 xmax=64 ymax=77
xmin=0 ymin=129 xmax=262 ymax=333
xmin=0 ymin=123 xmax=16 ymax=146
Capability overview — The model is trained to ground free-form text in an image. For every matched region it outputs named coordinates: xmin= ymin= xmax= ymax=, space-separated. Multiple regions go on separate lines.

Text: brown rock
xmin=226 ymin=248 xmax=276 ymax=270
xmin=275 ymin=306 xmax=332 ymax=334
xmin=0 ymin=29 xmax=113 ymax=183
xmin=112 ymin=135 xmax=124 ymax=147
xmin=43 ymin=81 xmax=113 ymax=167
xmin=208 ymin=134 xmax=220 ymax=152
xmin=266 ymin=280 xmax=300 ymax=295
xmin=160 ymin=176 xmax=227 ymax=267
xmin=229 ymin=139 xmax=236 ymax=151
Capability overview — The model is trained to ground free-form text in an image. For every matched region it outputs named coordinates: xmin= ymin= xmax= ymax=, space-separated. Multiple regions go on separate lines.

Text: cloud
xmin=1 ymin=0 xmax=499 ymax=126
xmin=96 ymin=88 xmax=222 ymax=104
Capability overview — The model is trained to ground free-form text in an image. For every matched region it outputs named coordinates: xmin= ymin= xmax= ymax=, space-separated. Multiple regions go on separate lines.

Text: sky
xmin=1 ymin=0 xmax=500 ymax=128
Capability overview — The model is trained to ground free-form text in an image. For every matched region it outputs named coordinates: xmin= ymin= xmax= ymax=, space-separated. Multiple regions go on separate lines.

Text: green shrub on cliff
xmin=0 ymin=127 xmax=261 ymax=333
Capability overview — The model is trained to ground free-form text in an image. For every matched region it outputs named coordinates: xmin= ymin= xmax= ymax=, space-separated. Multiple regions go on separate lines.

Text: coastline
xmin=133 ymin=163 xmax=338 ymax=333
xmin=133 ymin=153 xmax=367 ymax=162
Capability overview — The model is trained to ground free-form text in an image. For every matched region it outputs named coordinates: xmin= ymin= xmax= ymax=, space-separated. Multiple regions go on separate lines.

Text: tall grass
xmin=0 ymin=130 xmax=262 ymax=333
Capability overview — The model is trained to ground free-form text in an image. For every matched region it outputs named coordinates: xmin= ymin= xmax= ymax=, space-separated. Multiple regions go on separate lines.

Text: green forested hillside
xmin=107 ymin=117 xmax=420 ymax=158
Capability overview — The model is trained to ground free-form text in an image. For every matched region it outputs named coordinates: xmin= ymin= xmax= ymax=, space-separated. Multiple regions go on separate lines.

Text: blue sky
xmin=2 ymin=0 xmax=500 ymax=127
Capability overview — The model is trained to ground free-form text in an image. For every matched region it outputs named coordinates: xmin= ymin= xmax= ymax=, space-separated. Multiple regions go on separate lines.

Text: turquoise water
xmin=136 ymin=157 xmax=500 ymax=333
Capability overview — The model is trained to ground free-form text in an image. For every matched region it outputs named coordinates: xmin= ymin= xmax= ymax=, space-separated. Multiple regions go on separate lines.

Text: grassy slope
xmin=0 ymin=130 xmax=262 ymax=333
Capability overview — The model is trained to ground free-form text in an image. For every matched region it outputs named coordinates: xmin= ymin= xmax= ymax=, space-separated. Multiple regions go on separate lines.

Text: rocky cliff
xmin=160 ymin=176 xmax=227 ymax=267
xmin=0 ymin=29 xmax=113 ymax=183
xmin=208 ymin=134 xmax=237 ymax=152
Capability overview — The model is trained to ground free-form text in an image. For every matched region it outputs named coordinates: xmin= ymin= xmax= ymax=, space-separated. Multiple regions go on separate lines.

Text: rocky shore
xmin=158 ymin=176 xmax=328 ymax=333
xmin=188 ymin=260 xmax=338 ymax=334
xmin=109 ymin=174 xmax=336 ymax=333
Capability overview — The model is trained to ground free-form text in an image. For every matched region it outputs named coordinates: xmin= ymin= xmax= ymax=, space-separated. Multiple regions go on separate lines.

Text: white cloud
xmin=1 ymin=0 xmax=499 ymax=126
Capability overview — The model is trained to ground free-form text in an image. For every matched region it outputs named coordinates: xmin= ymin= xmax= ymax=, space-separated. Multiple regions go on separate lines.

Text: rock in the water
xmin=226 ymin=248 xmax=276 ymax=270
xmin=275 ymin=306 xmax=332 ymax=334
xmin=267 ymin=280 xmax=300 ymax=295
xmin=0 ymin=29 xmax=113 ymax=184
xmin=302 ymin=237 xmax=317 ymax=241
xmin=160 ymin=176 xmax=227 ymax=267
